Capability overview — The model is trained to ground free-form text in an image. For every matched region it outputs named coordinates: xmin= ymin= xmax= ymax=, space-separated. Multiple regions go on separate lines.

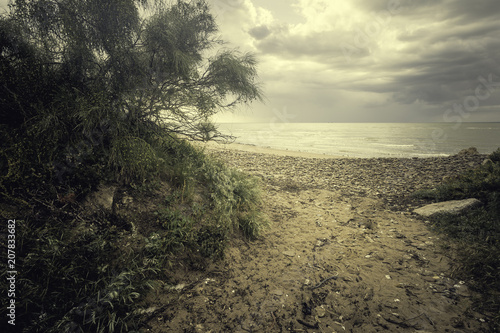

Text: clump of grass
xmin=0 ymin=209 xmax=158 ymax=333
xmin=201 ymin=158 xmax=268 ymax=239
xmin=1 ymin=125 xmax=267 ymax=332
xmin=413 ymin=148 xmax=500 ymax=329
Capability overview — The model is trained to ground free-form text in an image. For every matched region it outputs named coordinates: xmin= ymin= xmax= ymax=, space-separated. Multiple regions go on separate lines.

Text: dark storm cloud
xmin=344 ymin=0 xmax=500 ymax=109
xmin=214 ymin=0 xmax=500 ymax=121
xmin=248 ymin=25 xmax=272 ymax=40
xmin=254 ymin=29 xmax=368 ymax=61
xmin=251 ymin=0 xmax=500 ymax=104
xmin=445 ymin=0 xmax=500 ymax=23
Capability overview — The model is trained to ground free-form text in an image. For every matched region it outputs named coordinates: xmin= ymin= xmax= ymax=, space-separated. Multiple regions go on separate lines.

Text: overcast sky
xmin=210 ymin=0 xmax=500 ymax=123
xmin=2 ymin=0 xmax=500 ymax=123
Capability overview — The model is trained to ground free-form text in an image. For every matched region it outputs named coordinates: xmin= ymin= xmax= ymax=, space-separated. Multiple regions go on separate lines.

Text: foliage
xmin=1 ymin=0 xmax=262 ymax=187
xmin=412 ymin=148 xmax=500 ymax=329
xmin=156 ymin=141 xmax=268 ymax=239
xmin=0 ymin=210 xmax=156 ymax=333
xmin=0 ymin=0 xmax=266 ymax=332
xmin=0 ymin=139 xmax=268 ymax=332
xmin=201 ymin=157 xmax=268 ymax=239
xmin=412 ymin=150 xmax=500 ymax=204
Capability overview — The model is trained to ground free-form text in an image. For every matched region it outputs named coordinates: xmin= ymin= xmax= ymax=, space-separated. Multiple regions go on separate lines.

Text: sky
xmin=209 ymin=0 xmax=500 ymax=123
xmin=2 ymin=0 xmax=500 ymax=123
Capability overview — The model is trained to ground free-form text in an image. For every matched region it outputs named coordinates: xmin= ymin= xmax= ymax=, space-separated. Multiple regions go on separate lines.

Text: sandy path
xmin=146 ymin=146 xmax=490 ymax=332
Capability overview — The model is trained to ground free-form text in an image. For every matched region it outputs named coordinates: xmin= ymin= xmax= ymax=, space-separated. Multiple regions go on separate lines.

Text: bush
xmin=201 ymin=158 xmax=268 ymax=239
xmin=0 ymin=212 xmax=155 ymax=333
xmin=413 ymin=149 xmax=500 ymax=205
xmin=0 ymin=0 xmax=266 ymax=331
xmin=413 ymin=148 xmax=500 ymax=329
xmin=489 ymin=147 xmax=500 ymax=163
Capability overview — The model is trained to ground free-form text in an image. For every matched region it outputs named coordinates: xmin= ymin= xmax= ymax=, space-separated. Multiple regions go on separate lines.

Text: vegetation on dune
xmin=0 ymin=0 xmax=266 ymax=331
xmin=413 ymin=148 xmax=500 ymax=329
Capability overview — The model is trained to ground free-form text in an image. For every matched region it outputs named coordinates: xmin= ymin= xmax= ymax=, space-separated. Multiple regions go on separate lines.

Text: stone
xmin=314 ymin=306 xmax=326 ymax=318
xmin=85 ymin=184 xmax=117 ymax=212
xmin=283 ymin=250 xmax=296 ymax=257
xmin=457 ymin=147 xmax=479 ymax=155
xmin=482 ymin=158 xmax=493 ymax=166
xmin=272 ymin=289 xmax=284 ymax=296
xmin=413 ymin=198 xmax=481 ymax=217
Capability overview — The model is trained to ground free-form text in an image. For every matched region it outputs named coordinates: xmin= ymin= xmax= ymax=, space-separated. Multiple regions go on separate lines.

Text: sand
xmin=201 ymin=141 xmax=343 ymax=158
xmin=145 ymin=143 xmax=492 ymax=332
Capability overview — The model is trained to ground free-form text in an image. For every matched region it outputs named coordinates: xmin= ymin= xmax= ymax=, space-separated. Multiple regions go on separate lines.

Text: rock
xmin=272 ymin=289 xmax=284 ymax=296
xmin=413 ymin=198 xmax=481 ymax=217
xmin=482 ymin=158 xmax=493 ymax=166
xmin=283 ymin=250 xmax=296 ymax=257
xmin=85 ymin=184 xmax=117 ymax=212
xmin=314 ymin=305 xmax=326 ymax=318
xmin=457 ymin=147 xmax=479 ymax=155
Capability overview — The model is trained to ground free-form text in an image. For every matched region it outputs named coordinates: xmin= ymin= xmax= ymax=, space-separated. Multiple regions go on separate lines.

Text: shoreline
xmin=201 ymin=141 xmax=344 ymax=159
xmin=201 ymin=140 xmax=473 ymax=159
xmin=205 ymin=142 xmax=487 ymax=210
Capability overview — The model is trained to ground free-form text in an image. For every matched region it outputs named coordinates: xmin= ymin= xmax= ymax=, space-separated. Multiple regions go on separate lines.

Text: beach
xmin=204 ymin=141 xmax=485 ymax=208
xmin=147 ymin=143 xmax=491 ymax=332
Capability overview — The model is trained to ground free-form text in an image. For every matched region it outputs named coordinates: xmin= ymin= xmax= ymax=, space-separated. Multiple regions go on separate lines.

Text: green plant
xmin=110 ymin=136 xmax=163 ymax=183
xmin=0 ymin=208 xmax=158 ymax=332
xmin=201 ymin=158 xmax=268 ymax=239
xmin=156 ymin=207 xmax=194 ymax=231
xmin=489 ymin=147 xmax=500 ymax=163
xmin=0 ymin=0 xmax=267 ymax=331
xmin=412 ymin=151 xmax=500 ymax=204
xmin=413 ymin=149 xmax=500 ymax=329
xmin=195 ymin=224 xmax=228 ymax=259
xmin=55 ymin=269 xmax=155 ymax=333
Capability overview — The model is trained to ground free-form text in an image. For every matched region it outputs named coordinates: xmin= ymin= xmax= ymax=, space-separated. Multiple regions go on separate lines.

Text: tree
xmin=0 ymin=0 xmax=262 ymax=185
xmin=0 ymin=3 xmax=264 ymax=332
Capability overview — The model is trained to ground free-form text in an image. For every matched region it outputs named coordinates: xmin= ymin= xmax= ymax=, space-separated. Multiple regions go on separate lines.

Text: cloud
xmin=248 ymin=25 xmax=272 ymax=40
xmin=0 ymin=0 xmax=9 ymax=13
xmin=5 ymin=0 xmax=497 ymax=122
xmin=248 ymin=0 xmax=500 ymax=119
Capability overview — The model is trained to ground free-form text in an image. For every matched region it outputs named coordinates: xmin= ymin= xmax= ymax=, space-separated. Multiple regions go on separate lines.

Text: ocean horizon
xmin=217 ymin=122 xmax=500 ymax=158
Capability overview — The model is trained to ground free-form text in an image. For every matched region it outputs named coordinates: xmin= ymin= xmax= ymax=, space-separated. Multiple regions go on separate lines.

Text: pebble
xmin=272 ymin=289 xmax=284 ymax=296
xmin=314 ymin=306 xmax=326 ymax=318
xmin=209 ymin=148 xmax=485 ymax=209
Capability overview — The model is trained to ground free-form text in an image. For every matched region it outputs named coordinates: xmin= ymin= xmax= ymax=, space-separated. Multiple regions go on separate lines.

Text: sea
xmin=217 ymin=122 xmax=500 ymax=158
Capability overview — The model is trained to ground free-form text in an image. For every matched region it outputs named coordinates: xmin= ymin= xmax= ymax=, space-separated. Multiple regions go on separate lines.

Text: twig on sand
xmin=297 ymin=319 xmax=319 ymax=329
xmin=309 ymin=275 xmax=338 ymax=290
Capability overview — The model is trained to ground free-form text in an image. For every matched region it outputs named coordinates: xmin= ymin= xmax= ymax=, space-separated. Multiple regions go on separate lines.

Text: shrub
xmin=0 ymin=212 xmax=155 ymax=333
xmin=0 ymin=0 xmax=266 ymax=330
xmin=413 ymin=148 xmax=500 ymax=329
xmin=201 ymin=158 xmax=268 ymax=239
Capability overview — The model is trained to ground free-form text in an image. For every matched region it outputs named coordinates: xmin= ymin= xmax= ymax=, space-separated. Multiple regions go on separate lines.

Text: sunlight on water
xmin=217 ymin=123 xmax=500 ymax=158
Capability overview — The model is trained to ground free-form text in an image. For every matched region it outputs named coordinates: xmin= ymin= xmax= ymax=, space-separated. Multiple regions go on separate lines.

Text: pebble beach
xmin=206 ymin=142 xmax=486 ymax=206
xmin=148 ymin=142 xmax=493 ymax=332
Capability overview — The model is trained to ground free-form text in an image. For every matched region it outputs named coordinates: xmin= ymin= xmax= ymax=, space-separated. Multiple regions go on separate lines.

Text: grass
xmin=412 ymin=148 xmax=500 ymax=330
xmin=0 ymin=137 xmax=267 ymax=332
